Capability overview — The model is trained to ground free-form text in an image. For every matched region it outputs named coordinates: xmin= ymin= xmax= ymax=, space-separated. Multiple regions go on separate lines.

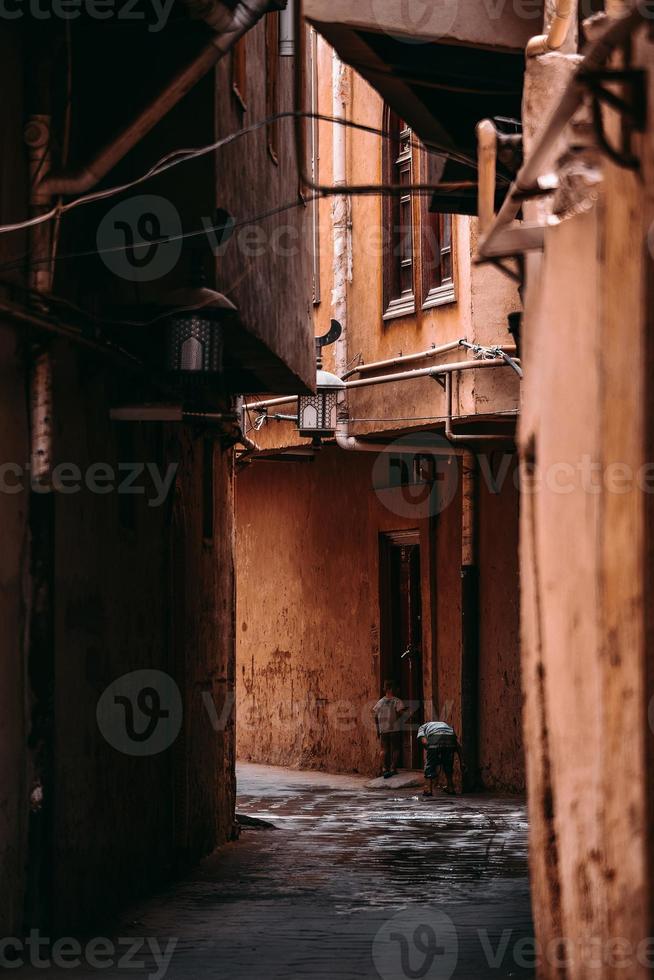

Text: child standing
xmin=417 ymin=720 xmax=464 ymax=796
xmin=372 ymin=680 xmax=406 ymax=778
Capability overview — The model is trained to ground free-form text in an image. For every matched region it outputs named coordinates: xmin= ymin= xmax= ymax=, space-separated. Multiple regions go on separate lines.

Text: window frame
xmin=382 ymin=108 xmax=416 ymax=321
xmin=420 ymin=207 xmax=455 ymax=310
xmin=419 ymin=145 xmax=455 ymax=309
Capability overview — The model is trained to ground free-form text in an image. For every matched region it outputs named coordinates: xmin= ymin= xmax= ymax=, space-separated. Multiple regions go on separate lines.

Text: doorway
xmin=379 ymin=531 xmax=424 ymax=769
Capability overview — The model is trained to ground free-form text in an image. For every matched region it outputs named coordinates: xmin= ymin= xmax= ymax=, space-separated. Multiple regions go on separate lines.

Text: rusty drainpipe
xmin=526 ymin=0 xmax=575 ymax=57
xmin=24 ymin=0 xmax=277 ymax=484
xmin=460 ymin=450 xmax=481 ymax=791
xmin=40 ymin=0 xmax=279 ymax=198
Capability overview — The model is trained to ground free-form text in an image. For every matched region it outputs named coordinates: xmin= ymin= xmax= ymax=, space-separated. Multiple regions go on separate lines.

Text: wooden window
xmin=382 ymin=108 xmax=415 ymax=320
xmin=421 ymin=209 xmax=454 ymax=308
xmin=421 ymin=149 xmax=455 ymax=308
xmin=266 ymin=12 xmax=280 ymax=165
xmin=232 ymin=37 xmax=247 ymax=112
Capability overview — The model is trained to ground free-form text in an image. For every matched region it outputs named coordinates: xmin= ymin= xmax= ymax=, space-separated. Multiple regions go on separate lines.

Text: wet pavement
xmin=14 ymin=763 xmax=534 ymax=979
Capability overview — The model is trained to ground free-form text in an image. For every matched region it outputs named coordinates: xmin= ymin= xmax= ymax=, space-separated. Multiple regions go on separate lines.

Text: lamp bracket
xmin=316 ymin=320 xmax=342 ymax=350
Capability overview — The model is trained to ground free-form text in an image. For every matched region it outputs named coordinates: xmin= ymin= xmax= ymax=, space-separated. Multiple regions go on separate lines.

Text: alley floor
xmin=16 ymin=763 xmax=534 ymax=979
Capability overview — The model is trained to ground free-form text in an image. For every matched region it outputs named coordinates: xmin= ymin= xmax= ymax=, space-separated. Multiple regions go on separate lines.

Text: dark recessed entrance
xmin=379 ymin=530 xmax=424 ymax=770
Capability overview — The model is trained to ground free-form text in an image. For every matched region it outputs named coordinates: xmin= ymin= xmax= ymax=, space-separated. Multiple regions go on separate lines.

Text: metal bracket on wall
xmin=579 ymin=67 xmax=647 ymax=170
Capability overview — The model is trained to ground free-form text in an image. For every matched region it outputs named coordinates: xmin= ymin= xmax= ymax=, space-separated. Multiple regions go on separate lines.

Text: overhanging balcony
xmin=305 ymin=0 xmax=543 ymax=212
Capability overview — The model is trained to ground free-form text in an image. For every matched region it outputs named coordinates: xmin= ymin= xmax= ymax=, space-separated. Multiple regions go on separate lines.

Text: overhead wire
xmin=0 ymin=191 xmax=321 ymax=281
xmin=0 ymin=109 xmax=486 ymax=240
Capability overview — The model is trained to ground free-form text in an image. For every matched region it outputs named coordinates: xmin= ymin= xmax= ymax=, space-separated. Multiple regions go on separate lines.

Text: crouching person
xmin=417 ymin=720 xmax=464 ymax=796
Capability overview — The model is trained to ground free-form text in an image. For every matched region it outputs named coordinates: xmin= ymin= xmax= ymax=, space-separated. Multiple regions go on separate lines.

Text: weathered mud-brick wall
xmin=51 ymin=341 xmax=237 ymax=930
xmin=519 ymin=25 xmax=654 ymax=975
xmin=236 ymin=446 xmax=524 ymax=789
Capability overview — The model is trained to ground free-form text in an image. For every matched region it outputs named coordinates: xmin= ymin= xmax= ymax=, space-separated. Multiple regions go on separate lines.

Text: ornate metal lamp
xmin=159 ymin=243 xmax=238 ymax=387
xmin=297 ymin=320 xmax=345 ymax=442
xmin=163 ymin=286 xmax=235 ymax=382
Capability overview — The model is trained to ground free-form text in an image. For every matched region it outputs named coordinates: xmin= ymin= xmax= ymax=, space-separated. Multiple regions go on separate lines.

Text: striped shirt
xmin=417 ymin=721 xmax=456 ymax=745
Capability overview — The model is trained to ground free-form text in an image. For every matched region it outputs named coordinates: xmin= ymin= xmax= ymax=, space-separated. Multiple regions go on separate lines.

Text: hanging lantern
xmin=163 ymin=286 xmax=236 ymax=381
xmin=297 ymin=368 xmax=345 ymax=440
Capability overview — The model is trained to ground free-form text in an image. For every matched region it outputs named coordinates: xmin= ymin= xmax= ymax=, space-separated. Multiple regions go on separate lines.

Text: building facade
xmin=243 ymin=0 xmax=654 ymax=975
xmin=236 ymin=35 xmax=526 ymax=791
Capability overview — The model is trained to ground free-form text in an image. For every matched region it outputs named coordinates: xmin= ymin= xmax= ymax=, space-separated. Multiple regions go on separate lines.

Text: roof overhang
xmin=305 ymin=0 xmax=542 ymax=212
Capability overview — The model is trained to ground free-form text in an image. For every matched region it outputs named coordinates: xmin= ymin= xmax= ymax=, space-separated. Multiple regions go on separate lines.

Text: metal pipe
xmin=25 ymin=116 xmax=56 ymax=489
xmin=41 ymin=0 xmax=274 ymax=198
xmin=336 ymin=360 xmax=518 ymax=452
xmin=342 ymin=340 xmax=465 ymax=380
xmin=244 ymin=395 xmax=299 ymax=411
xmin=444 ymin=373 xmax=510 ymax=444
xmin=332 ymin=52 xmax=350 ymax=382
xmin=477 ymin=1 xmax=649 ymax=263
xmin=335 ymin=414 xmax=462 ymax=457
xmin=344 ymin=357 xmax=511 ymax=391
xmin=460 ymin=448 xmax=481 ymax=789
xmin=279 ymin=0 xmax=295 ymax=55
xmin=238 ymin=431 xmax=262 ymax=452
xmin=476 ymin=120 xmax=498 ymax=235
xmin=246 ymin=356 xmax=519 ymax=414
xmin=526 ymin=0 xmax=575 ymax=57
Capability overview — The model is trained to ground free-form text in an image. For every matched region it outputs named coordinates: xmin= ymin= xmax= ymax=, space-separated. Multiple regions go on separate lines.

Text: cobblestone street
xmin=17 ymin=763 xmax=534 ymax=979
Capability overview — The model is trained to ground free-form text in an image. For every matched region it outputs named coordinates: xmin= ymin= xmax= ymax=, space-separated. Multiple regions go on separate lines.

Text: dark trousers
xmin=380 ymin=732 xmax=402 ymax=771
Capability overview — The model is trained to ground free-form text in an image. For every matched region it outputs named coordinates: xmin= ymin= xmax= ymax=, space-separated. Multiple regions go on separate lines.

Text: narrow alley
xmin=16 ymin=765 xmax=533 ymax=979
xmin=3 ymin=2 xmax=654 ymax=977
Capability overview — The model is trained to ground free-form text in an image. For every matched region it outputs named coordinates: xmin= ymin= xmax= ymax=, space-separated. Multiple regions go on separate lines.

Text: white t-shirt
xmin=373 ymin=696 xmax=406 ymax=734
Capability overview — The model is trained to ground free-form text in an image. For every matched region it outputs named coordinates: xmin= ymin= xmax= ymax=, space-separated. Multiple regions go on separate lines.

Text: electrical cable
xmin=0 ymin=191 xmax=321 ymax=284
xmin=0 ymin=110 xmax=486 ymax=239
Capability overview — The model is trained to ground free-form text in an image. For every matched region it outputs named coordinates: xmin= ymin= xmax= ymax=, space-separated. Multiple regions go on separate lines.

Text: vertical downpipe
xmin=24 ymin=115 xmax=55 ymax=489
xmin=461 ymin=450 xmax=481 ymax=790
xmin=331 ymin=52 xmax=350 ymax=384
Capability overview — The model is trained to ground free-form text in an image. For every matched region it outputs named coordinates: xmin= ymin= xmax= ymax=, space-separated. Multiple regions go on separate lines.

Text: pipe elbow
xmin=526 ymin=0 xmax=574 ymax=56
xmin=41 ymin=169 xmax=98 ymax=198
xmin=526 ymin=33 xmax=552 ymax=56
xmin=335 ymin=429 xmax=358 ymax=452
